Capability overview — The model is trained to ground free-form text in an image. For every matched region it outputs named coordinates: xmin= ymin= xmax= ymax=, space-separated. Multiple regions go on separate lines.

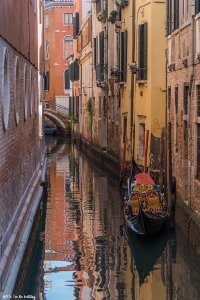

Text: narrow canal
xmin=13 ymin=137 xmax=200 ymax=300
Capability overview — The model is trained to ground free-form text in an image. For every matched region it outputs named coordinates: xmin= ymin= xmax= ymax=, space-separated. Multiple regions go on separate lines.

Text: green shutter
xmin=96 ymin=36 xmax=98 ymax=66
xmin=100 ymin=31 xmax=104 ymax=65
xmin=143 ymin=23 xmax=148 ymax=71
xmin=76 ymin=13 xmax=79 ymax=36
xmin=124 ymin=30 xmax=128 ymax=82
xmin=121 ymin=31 xmax=124 ymax=71
xmin=74 ymin=60 xmax=79 ymax=81
xmin=174 ymin=0 xmax=179 ymax=30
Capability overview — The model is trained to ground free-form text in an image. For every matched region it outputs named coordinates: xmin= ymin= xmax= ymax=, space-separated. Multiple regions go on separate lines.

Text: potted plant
xmin=128 ymin=62 xmax=139 ymax=74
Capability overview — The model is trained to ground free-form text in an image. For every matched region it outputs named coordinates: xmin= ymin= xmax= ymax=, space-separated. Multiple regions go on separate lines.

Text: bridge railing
xmin=44 ymin=101 xmax=69 ymax=118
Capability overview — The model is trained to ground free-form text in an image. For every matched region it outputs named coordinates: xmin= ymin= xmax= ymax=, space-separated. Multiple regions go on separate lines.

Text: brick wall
xmin=0 ymin=38 xmax=43 ymax=239
xmin=167 ymin=20 xmax=200 ymax=215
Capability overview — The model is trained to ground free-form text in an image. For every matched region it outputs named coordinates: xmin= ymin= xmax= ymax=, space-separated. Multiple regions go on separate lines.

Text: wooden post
xmin=168 ymin=122 xmax=172 ymax=216
xmin=144 ymin=130 xmax=149 ymax=173
xmin=159 ymin=128 xmax=165 ymax=189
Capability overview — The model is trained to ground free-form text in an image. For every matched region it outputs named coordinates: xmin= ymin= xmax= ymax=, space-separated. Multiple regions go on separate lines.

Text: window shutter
xmin=94 ymin=38 xmax=97 ymax=67
xmin=69 ymin=96 xmax=74 ymax=117
xmin=143 ymin=23 xmax=148 ymax=70
xmin=65 ymin=69 xmax=70 ymax=89
xmin=76 ymin=13 xmax=79 ymax=36
xmin=174 ymin=0 xmax=179 ymax=30
xmin=100 ymin=31 xmax=104 ymax=65
xmin=74 ymin=60 xmax=79 ymax=81
xmin=44 ymin=74 xmax=47 ymax=91
xmin=120 ymin=31 xmax=125 ymax=81
xmin=124 ymin=30 xmax=128 ymax=82
xmin=73 ymin=17 xmax=76 ymax=38
xmin=76 ymin=96 xmax=79 ymax=119
xmin=96 ymin=36 xmax=98 ymax=66
xmin=195 ymin=0 xmax=200 ymax=14
xmin=138 ymin=25 xmax=141 ymax=69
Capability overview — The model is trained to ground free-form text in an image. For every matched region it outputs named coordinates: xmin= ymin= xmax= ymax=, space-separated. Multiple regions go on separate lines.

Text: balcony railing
xmin=96 ymin=64 xmax=104 ymax=81
xmin=136 ymin=68 xmax=147 ymax=81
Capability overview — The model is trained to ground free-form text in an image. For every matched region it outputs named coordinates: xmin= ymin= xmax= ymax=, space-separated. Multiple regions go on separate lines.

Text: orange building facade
xmin=44 ymin=0 xmax=82 ymax=109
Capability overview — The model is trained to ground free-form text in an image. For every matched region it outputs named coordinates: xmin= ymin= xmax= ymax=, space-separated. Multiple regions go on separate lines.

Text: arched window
xmin=14 ymin=56 xmax=20 ymax=125
xmin=46 ymin=39 xmax=50 ymax=60
xmin=1 ymin=48 xmax=11 ymax=130
xmin=24 ymin=64 xmax=28 ymax=120
xmin=64 ymin=69 xmax=70 ymax=90
xmin=63 ymin=36 xmax=73 ymax=58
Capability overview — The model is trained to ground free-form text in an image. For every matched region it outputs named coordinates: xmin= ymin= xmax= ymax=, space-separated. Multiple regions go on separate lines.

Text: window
xmin=75 ymin=96 xmax=79 ymax=120
xmin=14 ymin=56 xmax=20 ymax=125
xmin=99 ymin=97 xmax=101 ymax=117
xmin=69 ymin=96 xmax=74 ymax=117
xmin=2 ymin=48 xmax=11 ymax=130
xmin=64 ymin=36 xmax=73 ymax=58
xmin=30 ymin=68 xmax=33 ymax=116
xmin=196 ymin=0 xmax=200 ymax=15
xmin=184 ymin=85 xmax=189 ymax=115
xmin=166 ymin=0 xmax=179 ymax=35
xmin=45 ymin=39 xmax=50 ymax=60
xmin=123 ymin=116 xmax=127 ymax=143
xmin=24 ymin=64 xmax=28 ymax=121
xmin=64 ymin=69 xmax=70 ymax=90
xmin=45 ymin=15 xmax=49 ymax=28
xmin=64 ymin=13 xmax=73 ymax=25
xmin=197 ymin=124 xmax=200 ymax=180
xmin=138 ymin=23 xmax=147 ymax=80
xmin=197 ymin=85 xmax=200 ymax=117
xmin=120 ymin=30 xmax=128 ymax=82
xmin=95 ymin=32 xmax=104 ymax=81
xmin=168 ymin=87 xmax=171 ymax=110
xmin=174 ymin=87 xmax=178 ymax=152
xmin=138 ymin=122 xmax=145 ymax=158
xmin=44 ymin=71 xmax=50 ymax=91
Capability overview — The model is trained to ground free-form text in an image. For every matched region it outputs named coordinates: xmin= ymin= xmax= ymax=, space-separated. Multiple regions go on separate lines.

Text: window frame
xmin=63 ymin=36 xmax=73 ymax=58
xmin=64 ymin=13 xmax=73 ymax=25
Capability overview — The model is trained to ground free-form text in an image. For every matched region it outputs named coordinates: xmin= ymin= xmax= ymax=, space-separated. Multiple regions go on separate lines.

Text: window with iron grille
xmin=138 ymin=23 xmax=147 ymax=80
xmin=197 ymin=124 xmax=200 ymax=180
xmin=184 ymin=85 xmax=189 ymax=115
xmin=197 ymin=85 xmax=200 ymax=116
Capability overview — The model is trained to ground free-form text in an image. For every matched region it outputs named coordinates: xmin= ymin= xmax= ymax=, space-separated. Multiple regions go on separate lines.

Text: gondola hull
xmin=124 ymin=206 xmax=168 ymax=235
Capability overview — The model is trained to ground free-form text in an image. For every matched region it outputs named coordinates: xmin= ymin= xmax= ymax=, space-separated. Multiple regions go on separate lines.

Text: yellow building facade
xmin=120 ymin=0 xmax=166 ymax=173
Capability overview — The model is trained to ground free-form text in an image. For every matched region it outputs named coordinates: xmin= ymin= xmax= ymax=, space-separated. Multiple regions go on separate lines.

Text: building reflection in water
xmin=41 ymin=137 xmax=200 ymax=300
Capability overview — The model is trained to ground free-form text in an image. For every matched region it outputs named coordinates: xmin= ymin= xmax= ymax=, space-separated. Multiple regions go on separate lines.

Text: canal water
xmin=13 ymin=137 xmax=200 ymax=300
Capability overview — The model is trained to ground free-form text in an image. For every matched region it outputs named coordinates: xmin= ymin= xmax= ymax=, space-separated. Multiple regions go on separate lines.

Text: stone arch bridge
xmin=43 ymin=101 xmax=71 ymax=136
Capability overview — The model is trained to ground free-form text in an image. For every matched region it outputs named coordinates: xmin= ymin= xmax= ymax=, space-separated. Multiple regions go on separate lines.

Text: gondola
xmin=124 ymin=160 xmax=168 ymax=235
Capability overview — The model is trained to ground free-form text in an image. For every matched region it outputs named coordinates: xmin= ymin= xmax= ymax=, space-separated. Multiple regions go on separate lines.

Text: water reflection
xmin=14 ymin=136 xmax=200 ymax=300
